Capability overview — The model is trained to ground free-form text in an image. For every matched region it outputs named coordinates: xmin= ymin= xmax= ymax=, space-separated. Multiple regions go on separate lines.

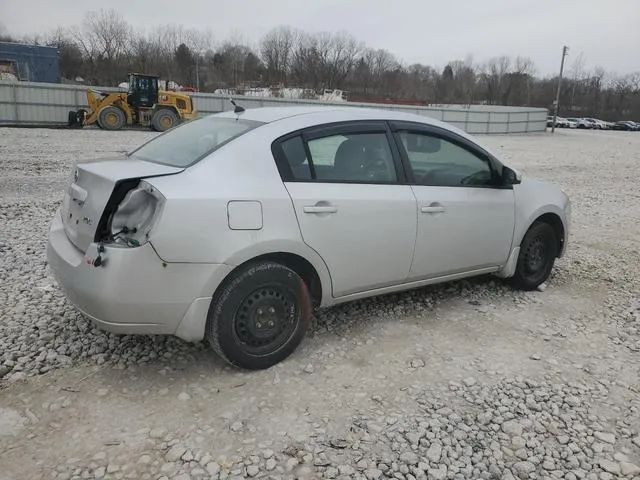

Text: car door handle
xmin=421 ymin=204 xmax=445 ymax=214
xmin=303 ymin=205 xmax=338 ymax=214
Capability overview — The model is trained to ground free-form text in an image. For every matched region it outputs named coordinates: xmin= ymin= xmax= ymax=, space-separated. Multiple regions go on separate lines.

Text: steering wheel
xmin=460 ymin=170 xmax=491 ymax=186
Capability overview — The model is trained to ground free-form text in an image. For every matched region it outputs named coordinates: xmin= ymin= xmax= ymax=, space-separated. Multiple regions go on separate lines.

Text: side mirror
xmin=502 ymin=166 xmax=522 ymax=185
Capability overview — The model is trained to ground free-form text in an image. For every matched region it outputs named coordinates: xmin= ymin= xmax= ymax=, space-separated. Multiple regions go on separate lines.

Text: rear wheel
xmin=205 ymin=262 xmax=311 ymax=370
xmin=98 ymin=106 xmax=126 ymax=130
xmin=151 ymin=108 xmax=179 ymax=132
xmin=510 ymin=222 xmax=558 ymax=290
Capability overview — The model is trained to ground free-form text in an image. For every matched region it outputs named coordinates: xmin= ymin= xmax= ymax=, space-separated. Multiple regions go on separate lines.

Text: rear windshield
xmin=128 ymin=116 xmax=263 ymax=167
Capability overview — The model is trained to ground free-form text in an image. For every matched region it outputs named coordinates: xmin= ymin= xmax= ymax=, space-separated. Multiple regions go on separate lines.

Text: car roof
xmin=214 ymin=105 xmax=447 ymax=127
xmin=213 ymin=105 xmax=498 ymax=156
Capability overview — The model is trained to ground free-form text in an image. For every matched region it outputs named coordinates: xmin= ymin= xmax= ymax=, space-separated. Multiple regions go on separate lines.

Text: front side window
xmin=129 ymin=116 xmax=263 ymax=167
xmin=397 ymin=131 xmax=494 ymax=187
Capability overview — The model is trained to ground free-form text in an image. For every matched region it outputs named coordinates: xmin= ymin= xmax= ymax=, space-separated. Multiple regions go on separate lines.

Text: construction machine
xmin=68 ymin=73 xmax=197 ymax=132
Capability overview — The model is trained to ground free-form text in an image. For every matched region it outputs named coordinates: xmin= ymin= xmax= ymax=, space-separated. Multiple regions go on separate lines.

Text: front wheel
xmin=205 ymin=262 xmax=311 ymax=370
xmin=98 ymin=106 xmax=126 ymax=130
xmin=510 ymin=222 xmax=558 ymax=290
xmin=151 ymin=109 xmax=179 ymax=132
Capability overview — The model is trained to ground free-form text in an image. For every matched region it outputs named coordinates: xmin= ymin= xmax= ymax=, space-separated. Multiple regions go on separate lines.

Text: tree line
xmin=2 ymin=9 xmax=639 ymax=120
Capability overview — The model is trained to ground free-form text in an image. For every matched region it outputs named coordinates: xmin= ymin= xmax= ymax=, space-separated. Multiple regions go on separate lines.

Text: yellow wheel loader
xmin=68 ymin=73 xmax=197 ymax=132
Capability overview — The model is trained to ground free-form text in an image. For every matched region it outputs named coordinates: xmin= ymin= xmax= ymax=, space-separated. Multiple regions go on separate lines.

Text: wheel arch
xmin=532 ymin=212 xmax=565 ymax=258
xmin=153 ymin=104 xmax=181 ymax=117
xmin=499 ymin=207 xmax=568 ymax=279
xmin=214 ymin=251 xmax=325 ymax=309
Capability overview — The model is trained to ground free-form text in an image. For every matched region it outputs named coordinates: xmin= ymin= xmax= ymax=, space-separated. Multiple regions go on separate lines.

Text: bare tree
xmin=567 ymin=52 xmax=587 ymax=112
xmin=449 ymin=57 xmax=477 ymax=106
xmin=260 ymin=26 xmax=297 ymax=85
xmin=479 ymin=56 xmax=511 ymax=105
xmin=612 ymin=75 xmax=633 ymax=115
xmin=629 ymin=72 xmax=640 ymax=94
xmin=585 ymin=66 xmax=607 ymax=115
xmin=46 ymin=27 xmax=84 ymax=81
xmin=73 ymin=9 xmax=132 ymax=83
xmin=502 ymin=56 xmax=535 ymax=105
xmin=290 ymin=32 xmax=323 ymax=90
xmin=323 ymin=32 xmax=362 ymax=89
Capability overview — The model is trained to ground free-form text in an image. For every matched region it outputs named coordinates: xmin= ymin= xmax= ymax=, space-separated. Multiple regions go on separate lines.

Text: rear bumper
xmin=46 ymin=210 xmax=231 ymax=340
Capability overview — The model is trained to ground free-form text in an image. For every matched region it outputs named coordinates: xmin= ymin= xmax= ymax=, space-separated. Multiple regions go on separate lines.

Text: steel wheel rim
xmin=160 ymin=115 xmax=172 ymax=128
xmin=233 ymin=286 xmax=299 ymax=356
xmin=106 ymin=112 xmax=118 ymax=126
xmin=523 ymin=234 xmax=549 ymax=277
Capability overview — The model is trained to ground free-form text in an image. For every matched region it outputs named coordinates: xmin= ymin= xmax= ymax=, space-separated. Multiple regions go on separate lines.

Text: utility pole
xmin=551 ymin=45 xmax=569 ymax=133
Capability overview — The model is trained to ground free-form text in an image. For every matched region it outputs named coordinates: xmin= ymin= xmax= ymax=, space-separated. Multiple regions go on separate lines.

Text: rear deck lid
xmin=60 ymin=158 xmax=182 ymax=252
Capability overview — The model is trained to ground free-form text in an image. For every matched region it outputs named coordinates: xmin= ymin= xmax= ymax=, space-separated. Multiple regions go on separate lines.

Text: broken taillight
xmin=105 ymin=180 xmax=165 ymax=247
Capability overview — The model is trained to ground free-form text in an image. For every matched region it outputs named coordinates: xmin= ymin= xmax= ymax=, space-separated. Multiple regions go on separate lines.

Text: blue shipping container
xmin=0 ymin=42 xmax=61 ymax=83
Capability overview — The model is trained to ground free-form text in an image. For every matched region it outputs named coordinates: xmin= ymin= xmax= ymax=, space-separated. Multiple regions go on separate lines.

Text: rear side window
xmin=276 ymin=131 xmax=397 ymax=183
xmin=129 ymin=116 xmax=263 ymax=168
xmin=308 ymin=133 xmax=396 ymax=182
xmin=280 ymin=136 xmax=312 ymax=180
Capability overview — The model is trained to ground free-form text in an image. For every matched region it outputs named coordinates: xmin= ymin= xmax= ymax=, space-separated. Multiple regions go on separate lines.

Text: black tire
xmin=205 ymin=262 xmax=311 ymax=370
xmin=510 ymin=222 xmax=558 ymax=290
xmin=68 ymin=110 xmax=78 ymax=126
xmin=151 ymin=108 xmax=179 ymax=132
xmin=98 ymin=106 xmax=126 ymax=131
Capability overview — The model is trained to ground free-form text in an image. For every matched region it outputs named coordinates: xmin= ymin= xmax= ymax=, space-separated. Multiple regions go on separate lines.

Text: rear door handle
xmin=421 ymin=203 xmax=445 ymax=214
xmin=303 ymin=205 xmax=338 ymax=214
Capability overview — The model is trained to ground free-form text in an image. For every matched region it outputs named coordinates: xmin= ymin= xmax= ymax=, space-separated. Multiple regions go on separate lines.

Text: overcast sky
xmin=1 ymin=0 xmax=639 ymax=76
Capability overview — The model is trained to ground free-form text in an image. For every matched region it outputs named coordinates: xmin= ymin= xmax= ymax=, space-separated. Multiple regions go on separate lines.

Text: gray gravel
xmin=0 ymin=124 xmax=535 ymax=382
xmin=1 ymin=127 xmax=640 ymax=480
xmin=0 ymin=128 xmax=200 ymax=382
xmin=32 ymin=378 xmax=640 ymax=479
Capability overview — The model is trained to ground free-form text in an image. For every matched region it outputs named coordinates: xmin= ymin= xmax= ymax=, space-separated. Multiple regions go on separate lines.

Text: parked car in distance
xmin=565 ymin=118 xmax=579 ymax=129
xmin=46 ymin=106 xmax=571 ymax=370
xmin=583 ymin=118 xmax=610 ymax=130
xmin=547 ymin=116 xmax=570 ymax=128
xmin=613 ymin=121 xmax=638 ymax=131
xmin=579 ymin=118 xmax=597 ymax=129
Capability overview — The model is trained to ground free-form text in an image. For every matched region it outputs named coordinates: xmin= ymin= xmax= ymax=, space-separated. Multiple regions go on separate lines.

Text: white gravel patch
xmin=1 ymin=127 xmax=640 ymax=480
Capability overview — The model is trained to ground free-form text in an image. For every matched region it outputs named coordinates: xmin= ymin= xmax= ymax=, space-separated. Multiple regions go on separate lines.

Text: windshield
xmin=128 ymin=116 xmax=263 ymax=167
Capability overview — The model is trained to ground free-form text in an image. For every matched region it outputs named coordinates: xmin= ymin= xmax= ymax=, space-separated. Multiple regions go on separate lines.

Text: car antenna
xmin=229 ymin=98 xmax=245 ymax=120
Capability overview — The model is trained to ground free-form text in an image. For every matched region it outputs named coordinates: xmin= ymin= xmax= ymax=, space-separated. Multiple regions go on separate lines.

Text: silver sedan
xmin=47 ymin=106 xmax=571 ymax=370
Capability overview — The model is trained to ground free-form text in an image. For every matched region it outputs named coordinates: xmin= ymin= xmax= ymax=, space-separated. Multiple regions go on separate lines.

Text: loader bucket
xmin=68 ymin=110 xmax=78 ymax=126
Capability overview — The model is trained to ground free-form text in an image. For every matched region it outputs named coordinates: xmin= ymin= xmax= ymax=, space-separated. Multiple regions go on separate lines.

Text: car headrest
xmin=333 ymin=137 xmax=366 ymax=177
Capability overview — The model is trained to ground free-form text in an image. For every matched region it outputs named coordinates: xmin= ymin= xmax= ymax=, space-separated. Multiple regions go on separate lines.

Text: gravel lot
xmin=0 ymin=127 xmax=639 ymax=480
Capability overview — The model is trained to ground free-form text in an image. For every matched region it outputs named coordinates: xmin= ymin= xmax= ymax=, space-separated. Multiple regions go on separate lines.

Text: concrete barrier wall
xmin=0 ymin=80 xmax=548 ymax=134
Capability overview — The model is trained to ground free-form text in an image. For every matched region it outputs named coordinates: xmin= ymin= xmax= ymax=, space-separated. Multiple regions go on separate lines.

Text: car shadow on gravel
xmin=310 ymin=274 xmax=525 ymax=335
xmin=0 ymin=270 xmax=567 ymax=384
